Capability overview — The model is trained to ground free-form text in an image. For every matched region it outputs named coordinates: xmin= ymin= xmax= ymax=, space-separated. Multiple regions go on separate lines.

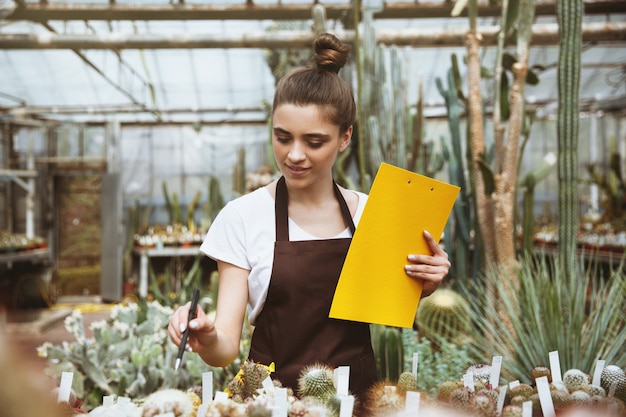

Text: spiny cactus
xmin=465 ymin=363 xmax=492 ymax=386
xmin=508 ymin=383 xmax=535 ymax=399
xmin=436 ymin=380 xmax=464 ymax=403
xmin=397 ymin=371 xmax=418 ymax=393
xmin=226 ymin=360 xmax=275 ymax=403
xmin=600 ymin=365 xmax=626 ymax=404
xmin=470 ymin=393 xmax=496 ymax=417
xmin=141 ymin=389 xmax=199 ymax=417
xmin=563 ymin=368 xmax=590 ymax=392
xmin=530 ymin=365 xmax=551 ymax=383
xmin=297 ymin=363 xmax=337 ymax=404
xmin=414 ymin=288 xmax=472 ymax=346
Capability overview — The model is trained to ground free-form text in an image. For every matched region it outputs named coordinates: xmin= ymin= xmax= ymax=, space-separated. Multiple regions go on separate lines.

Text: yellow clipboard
xmin=329 ymin=163 xmax=460 ymax=328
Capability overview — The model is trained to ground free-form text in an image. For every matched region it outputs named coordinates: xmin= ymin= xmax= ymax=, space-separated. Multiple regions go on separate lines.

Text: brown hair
xmin=272 ymin=33 xmax=356 ymax=135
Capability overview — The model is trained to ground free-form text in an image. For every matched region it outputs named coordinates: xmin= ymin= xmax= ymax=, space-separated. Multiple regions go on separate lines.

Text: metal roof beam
xmin=7 ymin=1 xmax=626 ymax=22
xmin=1 ymin=22 xmax=625 ymax=49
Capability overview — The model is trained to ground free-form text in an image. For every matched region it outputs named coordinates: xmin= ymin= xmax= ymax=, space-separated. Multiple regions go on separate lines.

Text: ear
xmin=339 ymin=126 xmax=352 ymax=152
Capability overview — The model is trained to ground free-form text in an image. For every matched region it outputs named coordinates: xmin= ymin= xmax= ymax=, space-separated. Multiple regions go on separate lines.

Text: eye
xmin=275 ymin=136 xmax=290 ymax=144
xmin=307 ymin=141 xmax=324 ymax=149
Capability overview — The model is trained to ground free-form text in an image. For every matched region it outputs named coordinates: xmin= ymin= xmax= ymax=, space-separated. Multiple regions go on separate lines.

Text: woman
xmin=168 ymin=32 xmax=451 ymax=404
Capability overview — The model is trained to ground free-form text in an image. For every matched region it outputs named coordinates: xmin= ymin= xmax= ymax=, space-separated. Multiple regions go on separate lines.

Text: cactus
xmin=141 ymin=388 xmax=199 ymax=417
xmin=436 ymin=55 xmax=477 ymax=286
xmin=397 ymin=371 xmax=418 ymax=392
xmin=226 ymin=360 xmax=275 ymax=403
xmin=509 ymin=383 xmax=535 ymax=399
xmin=437 ymin=380 xmax=464 ymax=403
xmin=501 ymin=404 xmax=523 ymax=417
xmin=470 ymin=393 xmax=496 ymax=417
xmin=600 ymin=365 xmax=626 ymax=404
xmin=449 ymin=386 xmax=472 ymax=409
xmin=414 ymin=288 xmax=472 ymax=346
xmin=563 ymin=368 xmax=590 ymax=392
xmin=465 ymin=363 xmax=492 ymax=386
xmin=556 ymin=0 xmax=583 ymax=277
xmin=530 ymin=365 xmax=552 ymax=383
xmin=372 ymin=325 xmax=404 ymax=382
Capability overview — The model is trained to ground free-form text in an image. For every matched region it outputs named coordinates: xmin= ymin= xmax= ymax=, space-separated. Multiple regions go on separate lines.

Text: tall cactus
xmin=436 ymin=55 xmax=476 ymax=285
xmin=557 ymin=0 xmax=583 ymax=278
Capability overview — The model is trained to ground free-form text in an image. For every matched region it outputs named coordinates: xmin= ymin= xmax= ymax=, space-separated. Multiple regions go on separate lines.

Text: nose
xmin=287 ymin=141 xmax=306 ymax=162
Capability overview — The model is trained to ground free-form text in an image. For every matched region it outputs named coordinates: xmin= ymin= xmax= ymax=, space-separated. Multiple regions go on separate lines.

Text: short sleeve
xmin=200 ymin=201 xmax=251 ymax=270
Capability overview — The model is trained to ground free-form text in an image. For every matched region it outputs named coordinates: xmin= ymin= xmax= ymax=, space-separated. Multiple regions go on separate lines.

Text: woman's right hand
xmin=168 ymin=301 xmax=217 ymax=354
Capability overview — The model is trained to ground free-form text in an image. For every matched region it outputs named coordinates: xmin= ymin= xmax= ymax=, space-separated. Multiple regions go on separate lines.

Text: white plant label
xmin=489 ymin=355 xmax=503 ymax=389
xmin=338 ymin=395 xmax=354 ymax=417
xmin=102 ymin=395 xmax=115 ymax=407
xmin=496 ymin=385 xmax=508 ymax=415
xmin=273 ymin=387 xmax=288 ymax=417
xmin=202 ymin=371 xmax=213 ymax=403
xmin=335 ymin=366 xmax=350 ymax=396
xmin=522 ymin=401 xmax=533 ymax=417
xmin=549 ymin=351 xmax=562 ymax=382
xmin=412 ymin=352 xmax=419 ymax=377
xmin=463 ymin=372 xmax=475 ymax=392
xmin=536 ymin=376 xmax=556 ymax=417
xmin=214 ymin=391 xmax=229 ymax=403
xmin=509 ymin=380 xmax=520 ymax=389
xmin=592 ymin=360 xmax=605 ymax=386
xmin=57 ymin=372 xmax=74 ymax=403
xmin=262 ymin=376 xmax=276 ymax=395
xmin=404 ymin=391 xmax=420 ymax=414
xmin=196 ymin=404 xmax=209 ymax=417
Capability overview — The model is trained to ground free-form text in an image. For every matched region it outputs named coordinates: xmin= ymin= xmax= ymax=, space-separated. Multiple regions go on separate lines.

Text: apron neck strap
xmin=275 ymin=176 xmax=356 ymax=241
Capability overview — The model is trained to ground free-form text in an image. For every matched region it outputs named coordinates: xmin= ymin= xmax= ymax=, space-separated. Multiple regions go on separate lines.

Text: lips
xmin=285 ymin=164 xmax=309 ymax=175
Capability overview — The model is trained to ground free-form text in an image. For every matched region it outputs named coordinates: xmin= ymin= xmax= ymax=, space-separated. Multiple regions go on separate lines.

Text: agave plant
xmin=461 ymin=254 xmax=625 ymax=384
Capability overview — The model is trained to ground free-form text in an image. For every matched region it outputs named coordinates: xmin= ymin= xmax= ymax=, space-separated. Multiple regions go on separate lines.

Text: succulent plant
xmin=600 ymin=364 xmax=626 ymax=404
xmin=141 ymin=388 xmax=201 ymax=417
xmin=563 ymin=368 xmax=590 ymax=392
xmin=414 ymin=288 xmax=473 ymax=346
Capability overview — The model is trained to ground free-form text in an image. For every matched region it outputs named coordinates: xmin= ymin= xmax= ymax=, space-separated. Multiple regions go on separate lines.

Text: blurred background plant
xmin=460 ymin=254 xmax=626 ymax=383
xmin=37 ymin=298 xmax=247 ymax=410
xmin=401 ymin=327 xmax=474 ymax=396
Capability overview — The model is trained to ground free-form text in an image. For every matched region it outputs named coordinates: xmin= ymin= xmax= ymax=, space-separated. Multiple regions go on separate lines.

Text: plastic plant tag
xmin=489 ymin=356 xmax=502 ymax=389
xmin=412 ymin=352 xmax=419 ymax=377
xmin=338 ymin=395 xmax=355 ymax=417
xmin=335 ymin=366 xmax=350 ymax=396
xmin=102 ymin=395 xmax=115 ymax=407
xmin=57 ymin=372 xmax=74 ymax=403
xmin=549 ymin=351 xmax=562 ymax=382
xmin=274 ymin=387 xmax=288 ymax=417
xmin=404 ymin=391 xmax=420 ymax=414
xmin=522 ymin=401 xmax=533 ymax=417
xmin=262 ymin=376 xmax=275 ymax=395
xmin=509 ymin=380 xmax=520 ymax=389
xmin=202 ymin=371 xmax=213 ymax=403
xmin=214 ymin=391 xmax=229 ymax=403
xmin=197 ymin=404 xmax=209 ymax=417
xmin=535 ymin=376 xmax=556 ymax=417
xmin=592 ymin=360 xmax=605 ymax=386
xmin=496 ymin=385 xmax=508 ymax=415
xmin=463 ymin=372 xmax=475 ymax=392
xmin=155 ymin=413 xmax=175 ymax=417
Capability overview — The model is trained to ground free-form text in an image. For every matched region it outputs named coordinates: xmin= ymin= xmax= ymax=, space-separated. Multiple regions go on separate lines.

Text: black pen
xmin=174 ymin=288 xmax=200 ymax=370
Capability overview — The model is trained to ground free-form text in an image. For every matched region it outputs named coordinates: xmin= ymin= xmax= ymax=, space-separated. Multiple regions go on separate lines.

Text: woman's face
xmin=272 ymin=103 xmax=351 ymax=189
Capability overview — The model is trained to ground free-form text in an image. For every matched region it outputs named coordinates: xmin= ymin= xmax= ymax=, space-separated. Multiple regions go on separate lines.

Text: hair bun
xmin=312 ymin=33 xmax=350 ymax=74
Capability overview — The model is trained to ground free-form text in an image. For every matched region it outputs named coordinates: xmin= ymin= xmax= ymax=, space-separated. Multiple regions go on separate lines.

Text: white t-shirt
xmin=199 ymin=185 xmax=368 ymax=325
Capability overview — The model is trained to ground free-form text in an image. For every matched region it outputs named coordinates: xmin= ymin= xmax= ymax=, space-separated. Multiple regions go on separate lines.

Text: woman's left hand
xmin=405 ymin=230 xmax=451 ymax=298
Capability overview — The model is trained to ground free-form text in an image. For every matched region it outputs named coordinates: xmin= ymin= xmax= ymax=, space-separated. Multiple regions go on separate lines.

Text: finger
xmin=423 ymin=230 xmax=446 ymax=256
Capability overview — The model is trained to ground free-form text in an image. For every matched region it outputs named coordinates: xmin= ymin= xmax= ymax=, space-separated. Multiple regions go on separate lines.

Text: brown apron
xmin=248 ymin=176 xmax=377 ymax=402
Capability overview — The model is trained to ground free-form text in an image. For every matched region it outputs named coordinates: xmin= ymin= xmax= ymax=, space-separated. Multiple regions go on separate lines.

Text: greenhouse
xmin=0 ymin=0 xmax=625 ymax=416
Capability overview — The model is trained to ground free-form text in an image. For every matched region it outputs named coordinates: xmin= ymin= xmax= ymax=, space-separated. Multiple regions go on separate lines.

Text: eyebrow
xmin=273 ymin=127 xmax=331 ymax=140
